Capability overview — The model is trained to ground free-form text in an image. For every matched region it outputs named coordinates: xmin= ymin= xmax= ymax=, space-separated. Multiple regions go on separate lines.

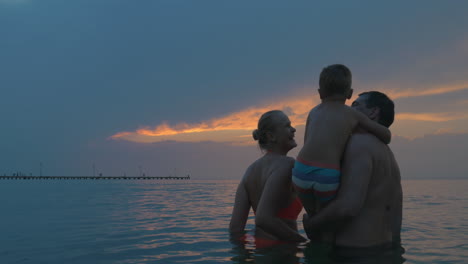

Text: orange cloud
xmin=111 ymin=81 xmax=468 ymax=144
xmin=396 ymin=112 xmax=468 ymax=122
xmin=384 ymin=82 xmax=468 ymax=99
xmin=110 ymin=94 xmax=319 ymax=143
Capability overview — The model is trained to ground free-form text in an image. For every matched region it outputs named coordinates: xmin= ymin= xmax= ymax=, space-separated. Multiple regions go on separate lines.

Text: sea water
xmin=0 ymin=179 xmax=466 ymax=264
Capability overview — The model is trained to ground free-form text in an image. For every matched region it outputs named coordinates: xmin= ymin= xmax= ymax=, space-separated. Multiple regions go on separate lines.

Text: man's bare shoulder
xmin=346 ymin=132 xmax=382 ymax=152
xmin=347 ymin=133 xmax=394 ymax=168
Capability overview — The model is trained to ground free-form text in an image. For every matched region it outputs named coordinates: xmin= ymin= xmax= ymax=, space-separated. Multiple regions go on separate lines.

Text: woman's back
xmin=243 ymin=155 xmax=296 ymax=215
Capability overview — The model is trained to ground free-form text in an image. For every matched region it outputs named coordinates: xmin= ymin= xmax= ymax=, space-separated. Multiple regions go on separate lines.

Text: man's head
xmin=318 ymin=64 xmax=353 ymax=99
xmin=352 ymin=91 xmax=395 ymax=128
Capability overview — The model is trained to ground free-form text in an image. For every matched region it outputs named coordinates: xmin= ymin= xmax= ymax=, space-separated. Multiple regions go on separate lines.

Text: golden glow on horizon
xmin=110 ymin=95 xmax=319 ymax=143
xmin=111 ymin=82 xmax=468 ymax=143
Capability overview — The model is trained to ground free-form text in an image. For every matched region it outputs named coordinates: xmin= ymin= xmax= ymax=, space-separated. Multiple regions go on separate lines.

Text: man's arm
xmin=393 ymin=188 xmax=403 ymax=243
xmin=303 ymin=135 xmax=373 ymax=234
xmin=255 ymin=160 xmax=306 ymax=242
xmin=391 ymin=153 xmax=403 ymax=243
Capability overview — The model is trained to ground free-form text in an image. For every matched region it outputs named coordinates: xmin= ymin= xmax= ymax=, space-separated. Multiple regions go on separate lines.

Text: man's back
xmin=334 ymin=132 xmax=402 ymax=247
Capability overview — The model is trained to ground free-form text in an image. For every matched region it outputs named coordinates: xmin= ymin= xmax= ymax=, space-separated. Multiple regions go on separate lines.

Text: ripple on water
xmin=0 ymin=179 xmax=467 ymax=263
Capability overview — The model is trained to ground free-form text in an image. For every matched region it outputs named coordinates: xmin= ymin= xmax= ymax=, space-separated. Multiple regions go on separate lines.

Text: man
xmin=303 ymin=91 xmax=403 ymax=250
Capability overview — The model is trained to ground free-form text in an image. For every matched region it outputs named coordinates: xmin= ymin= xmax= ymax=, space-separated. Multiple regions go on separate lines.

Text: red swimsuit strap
xmin=276 ymin=197 xmax=303 ymax=220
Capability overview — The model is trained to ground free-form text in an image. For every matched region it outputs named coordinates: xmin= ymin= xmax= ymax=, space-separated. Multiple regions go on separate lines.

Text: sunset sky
xmin=1 ymin=1 xmax=467 ymax=179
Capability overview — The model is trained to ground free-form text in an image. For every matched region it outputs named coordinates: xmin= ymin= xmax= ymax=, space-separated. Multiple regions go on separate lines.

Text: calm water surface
xmin=0 ymin=179 xmax=466 ymax=263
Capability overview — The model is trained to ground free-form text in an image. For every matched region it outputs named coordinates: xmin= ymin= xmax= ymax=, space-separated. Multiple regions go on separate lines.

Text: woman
xmin=229 ymin=110 xmax=306 ymax=244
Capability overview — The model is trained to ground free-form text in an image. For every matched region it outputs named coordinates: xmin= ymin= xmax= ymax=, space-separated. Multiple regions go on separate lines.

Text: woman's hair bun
xmin=252 ymin=129 xmax=259 ymax=141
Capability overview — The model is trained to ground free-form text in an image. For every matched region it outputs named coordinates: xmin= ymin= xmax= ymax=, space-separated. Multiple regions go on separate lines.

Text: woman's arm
xmin=255 ymin=160 xmax=306 ymax=242
xmin=229 ymin=179 xmax=251 ymax=234
xmin=351 ymin=107 xmax=391 ymax=144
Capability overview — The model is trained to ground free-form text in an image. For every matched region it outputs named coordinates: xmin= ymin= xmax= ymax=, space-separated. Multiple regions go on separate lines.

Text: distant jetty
xmin=0 ymin=175 xmax=190 ymax=180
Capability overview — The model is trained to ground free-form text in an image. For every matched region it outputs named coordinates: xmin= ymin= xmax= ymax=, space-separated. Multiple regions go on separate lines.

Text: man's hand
xmin=303 ymin=213 xmax=322 ymax=242
xmin=303 ymin=213 xmax=312 ymax=239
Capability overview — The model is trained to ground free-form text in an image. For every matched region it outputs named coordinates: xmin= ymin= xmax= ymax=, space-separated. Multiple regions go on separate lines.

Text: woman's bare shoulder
xmin=273 ymin=155 xmax=295 ymax=165
xmin=242 ymin=156 xmax=265 ymax=180
xmin=267 ymin=156 xmax=295 ymax=175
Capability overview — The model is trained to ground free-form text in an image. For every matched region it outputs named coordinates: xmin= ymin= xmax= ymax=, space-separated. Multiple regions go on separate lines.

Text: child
xmin=292 ymin=64 xmax=391 ymax=215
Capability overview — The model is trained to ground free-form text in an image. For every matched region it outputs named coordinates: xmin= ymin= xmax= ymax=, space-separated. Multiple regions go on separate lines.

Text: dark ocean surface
xmin=0 ymin=179 xmax=466 ymax=263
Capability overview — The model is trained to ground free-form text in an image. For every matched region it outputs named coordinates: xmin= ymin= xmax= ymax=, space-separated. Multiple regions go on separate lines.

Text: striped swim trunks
xmin=292 ymin=157 xmax=341 ymax=202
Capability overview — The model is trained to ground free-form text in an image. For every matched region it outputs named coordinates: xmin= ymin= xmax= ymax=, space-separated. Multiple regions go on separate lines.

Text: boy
xmin=292 ymin=64 xmax=391 ymax=216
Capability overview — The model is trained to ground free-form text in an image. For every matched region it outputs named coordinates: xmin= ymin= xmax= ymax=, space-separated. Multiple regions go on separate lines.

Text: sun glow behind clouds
xmin=111 ymin=83 xmax=468 ymax=144
xmin=111 ymin=94 xmax=319 ymax=144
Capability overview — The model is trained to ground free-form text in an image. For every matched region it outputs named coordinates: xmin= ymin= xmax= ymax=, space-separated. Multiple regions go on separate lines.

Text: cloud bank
xmin=111 ymin=94 xmax=320 ymax=144
xmin=111 ymin=82 xmax=468 ymax=143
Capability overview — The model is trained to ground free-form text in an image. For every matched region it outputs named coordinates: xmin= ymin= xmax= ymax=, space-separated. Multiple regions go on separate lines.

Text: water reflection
xmin=2 ymin=180 xmax=466 ymax=263
xmin=327 ymin=243 xmax=406 ymax=264
xmin=229 ymin=234 xmax=405 ymax=264
xmin=230 ymin=237 xmax=302 ymax=264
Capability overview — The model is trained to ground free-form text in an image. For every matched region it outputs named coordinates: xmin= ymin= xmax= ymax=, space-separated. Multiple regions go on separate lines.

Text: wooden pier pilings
xmin=0 ymin=176 xmax=190 ymax=180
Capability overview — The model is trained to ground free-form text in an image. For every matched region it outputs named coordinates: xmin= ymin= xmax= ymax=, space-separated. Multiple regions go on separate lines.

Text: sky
xmin=1 ymin=1 xmax=467 ymax=179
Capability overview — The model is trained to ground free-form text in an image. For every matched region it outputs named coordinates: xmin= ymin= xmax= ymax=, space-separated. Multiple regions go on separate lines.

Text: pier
xmin=0 ymin=176 xmax=190 ymax=180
